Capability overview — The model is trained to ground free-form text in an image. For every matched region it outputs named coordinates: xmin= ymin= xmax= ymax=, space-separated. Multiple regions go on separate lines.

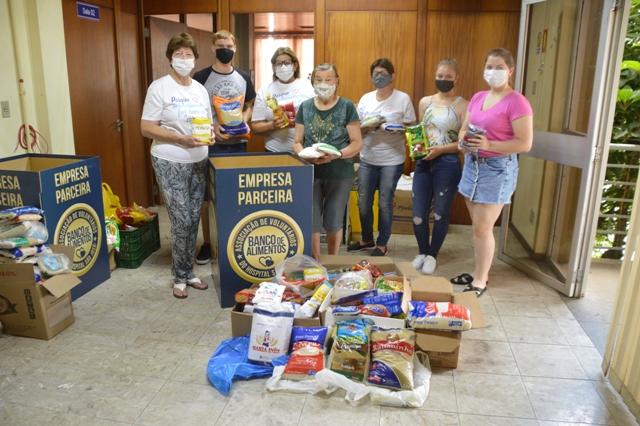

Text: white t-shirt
xmin=141 ymin=75 xmax=212 ymax=163
xmin=357 ymin=89 xmax=416 ymax=166
xmin=252 ymin=78 xmax=315 ymax=153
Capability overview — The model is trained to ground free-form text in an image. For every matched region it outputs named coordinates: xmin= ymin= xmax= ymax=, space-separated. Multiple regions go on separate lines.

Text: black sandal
xmin=463 ymin=283 xmax=487 ymax=297
xmin=450 ymin=273 xmax=474 ymax=285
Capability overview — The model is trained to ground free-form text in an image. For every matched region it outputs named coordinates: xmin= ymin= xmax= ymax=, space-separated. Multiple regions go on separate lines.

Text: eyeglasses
xmin=275 ymin=61 xmax=293 ymax=67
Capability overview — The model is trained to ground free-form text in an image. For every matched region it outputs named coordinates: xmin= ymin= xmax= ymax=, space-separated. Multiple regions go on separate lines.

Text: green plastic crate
xmin=116 ymin=215 xmax=160 ymax=268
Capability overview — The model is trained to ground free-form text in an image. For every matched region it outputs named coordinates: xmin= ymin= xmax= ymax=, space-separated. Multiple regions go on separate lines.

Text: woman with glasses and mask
xmin=140 ymin=33 xmax=213 ymax=299
xmin=251 ymin=47 xmax=315 ymax=153
xmin=348 ymin=58 xmax=416 ymax=257
xmin=411 ymin=59 xmax=468 ymax=275
xmin=292 ymin=63 xmax=363 ymax=259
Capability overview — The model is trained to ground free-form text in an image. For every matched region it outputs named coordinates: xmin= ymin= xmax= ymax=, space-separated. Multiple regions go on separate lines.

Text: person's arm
xmin=292 ymin=123 xmax=305 ymax=154
xmin=466 ymin=115 xmax=533 ymax=154
xmin=340 ymin=121 xmax=363 ymax=159
xmin=417 ymin=96 xmax=430 ymax=123
xmin=140 ymin=120 xmax=201 ymax=148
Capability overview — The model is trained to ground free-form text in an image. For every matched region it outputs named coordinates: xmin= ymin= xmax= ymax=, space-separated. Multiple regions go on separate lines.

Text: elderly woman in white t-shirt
xmin=251 ymin=47 xmax=315 ymax=152
xmin=348 ymin=58 xmax=416 ymax=256
xmin=140 ymin=32 xmax=214 ymax=299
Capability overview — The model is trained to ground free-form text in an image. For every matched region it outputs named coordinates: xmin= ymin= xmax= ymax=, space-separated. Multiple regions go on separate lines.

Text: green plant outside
xmin=595 ymin=0 xmax=640 ymax=259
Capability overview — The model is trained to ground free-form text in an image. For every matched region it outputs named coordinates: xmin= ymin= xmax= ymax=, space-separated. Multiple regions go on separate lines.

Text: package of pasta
xmin=283 ymin=326 xmax=328 ymax=380
xmin=362 ymin=292 xmax=403 ymax=316
xmin=213 ymin=94 xmax=250 ymax=137
xmin=374 ymin=276 xmax=404 ymax=293
xmin=407 ymin=301 xmax=472 ymax=331
xmin=352 ymin=259 xmax=383 ymax=279
xmin=328 ymin=318 xmax=373 ymax=382
xmin=405 ymin=124 xmax=428 ymax=160
xmin=367 ymin=328 xmax=415 ymax=390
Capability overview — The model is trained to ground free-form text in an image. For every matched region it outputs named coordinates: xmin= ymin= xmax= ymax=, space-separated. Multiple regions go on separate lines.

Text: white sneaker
xmin=412 ymin=254 xmax=426 ymax=270
xmin=421 ymin=256 xmax=437 ymax=275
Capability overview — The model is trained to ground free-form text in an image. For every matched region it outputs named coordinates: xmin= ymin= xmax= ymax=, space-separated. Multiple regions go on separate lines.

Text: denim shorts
xmin=458 ymin=154 xmax=518 ymax=205
xmin=313 ymin=178 xmax=353 ymax=233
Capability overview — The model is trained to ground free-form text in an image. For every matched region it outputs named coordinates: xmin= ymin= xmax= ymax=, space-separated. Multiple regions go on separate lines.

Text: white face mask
xmin=484 ymin=69 xmax=509 ymax=88
xmin=275 ymin=64 xmax=294 ymax=82
xmin=172 ymin=58 xmax=195 ymax=77
xmin=314 ymin=83 xmax=336 ymax=101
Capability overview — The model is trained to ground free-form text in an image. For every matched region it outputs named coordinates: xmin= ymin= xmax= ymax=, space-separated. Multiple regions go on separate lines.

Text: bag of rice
xmin=367 ymin=328 xmax=415 ymax=390
xmin=248 ymin=302 xmax=295 ymax=363
xmin=283 ymin=326 xmax=328 ymax=380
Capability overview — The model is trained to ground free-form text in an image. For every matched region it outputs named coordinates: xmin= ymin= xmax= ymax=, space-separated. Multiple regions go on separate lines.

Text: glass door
xmin=499 ymin=0 xmax=628 ymax=296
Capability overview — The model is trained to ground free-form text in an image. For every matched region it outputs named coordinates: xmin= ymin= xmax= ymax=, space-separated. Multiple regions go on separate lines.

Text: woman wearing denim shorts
xmin=349 ymin=58 xmax=416 ymax=257
xmin=453 ymin=48 xmax=533 ymax=296
xmin=293 ymin=63 xmax=363 ymax=259
xmin=411 ymin=59 xmax=468 ymax=275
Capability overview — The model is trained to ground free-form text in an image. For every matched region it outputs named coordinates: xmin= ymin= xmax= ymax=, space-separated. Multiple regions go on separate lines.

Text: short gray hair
xmin=311 ymin=63 xmax=339 ymax=81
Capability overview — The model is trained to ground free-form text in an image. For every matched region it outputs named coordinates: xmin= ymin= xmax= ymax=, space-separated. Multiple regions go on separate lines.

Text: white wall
xmin=0 ymin=0 xmax=75 ymax=158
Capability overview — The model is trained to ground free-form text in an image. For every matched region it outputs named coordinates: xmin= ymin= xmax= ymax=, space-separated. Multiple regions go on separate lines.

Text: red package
xmin=283 ymin=326 xmax=328 ymax=380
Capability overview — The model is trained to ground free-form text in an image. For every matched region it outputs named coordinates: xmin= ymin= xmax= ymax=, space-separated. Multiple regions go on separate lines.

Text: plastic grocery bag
xmin=102 ymin=182 xmax=122 ymax=224
xmin=266 ymin=352 xmax=432 ymax=408
xmin=207 ymin=335 xmax=276 ymax=396
xmin=274 ymin=254 xmax=328 ymax=297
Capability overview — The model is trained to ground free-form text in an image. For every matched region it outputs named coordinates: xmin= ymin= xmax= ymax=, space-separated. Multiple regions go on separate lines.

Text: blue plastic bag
xmin=206 ymin=336 xmax=288 ymax=396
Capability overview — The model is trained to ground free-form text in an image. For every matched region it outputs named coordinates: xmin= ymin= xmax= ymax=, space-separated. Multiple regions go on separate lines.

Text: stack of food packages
xmin=105 ymin=203 xmax=157 ymax=252
xmin=0 ymin=206 xmax=72 ymax=282
xmin=234 ymin=255 xmax=418 ymax=392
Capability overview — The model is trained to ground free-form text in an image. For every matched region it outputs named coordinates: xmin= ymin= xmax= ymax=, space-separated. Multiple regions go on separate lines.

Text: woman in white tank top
xmin=411 ymin=59 xmax=468 ymax=275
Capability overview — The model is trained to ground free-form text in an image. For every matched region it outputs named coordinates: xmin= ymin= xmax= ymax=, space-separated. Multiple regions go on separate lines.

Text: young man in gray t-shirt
xmin=192 ymin=30 xmax=256 ymax=264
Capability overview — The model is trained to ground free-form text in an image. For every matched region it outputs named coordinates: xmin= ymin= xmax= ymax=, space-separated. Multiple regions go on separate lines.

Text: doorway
xmin=499 ymin=0 xmax=628 ymax=297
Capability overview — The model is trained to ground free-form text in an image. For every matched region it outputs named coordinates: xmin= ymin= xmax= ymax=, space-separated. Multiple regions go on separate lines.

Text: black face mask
xmin=435 ymin=79 xmax=455 ymax=93
xmin=216 ymin=48 xmax=234 ymax=64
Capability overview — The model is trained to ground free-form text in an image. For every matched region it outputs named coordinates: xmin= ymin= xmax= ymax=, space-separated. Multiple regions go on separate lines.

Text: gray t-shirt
xmin=194 ymin=67 xmax=256 ymax=145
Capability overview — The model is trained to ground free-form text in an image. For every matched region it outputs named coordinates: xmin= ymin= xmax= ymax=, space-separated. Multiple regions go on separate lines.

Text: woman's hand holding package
xmin=424 ymin=145 xmax=444 ymax=160
xmin=272 ymin=114 xmax=290 ymax=129
xmin=464 ymin=133 xmax=490 ymax=151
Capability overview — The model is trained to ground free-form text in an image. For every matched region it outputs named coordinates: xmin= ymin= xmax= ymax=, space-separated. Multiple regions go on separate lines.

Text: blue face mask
xmin=372 ymin=73 xmax=392 ymax=89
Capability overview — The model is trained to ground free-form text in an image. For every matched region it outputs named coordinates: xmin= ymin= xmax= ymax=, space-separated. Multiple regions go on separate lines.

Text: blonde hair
xmin=213 ymin=30 xmax=236 ymax=45
xmin=485 ymin=48 xmax=515 ymax=68
xmin=436 ymin=58 xmax=459 ymax=75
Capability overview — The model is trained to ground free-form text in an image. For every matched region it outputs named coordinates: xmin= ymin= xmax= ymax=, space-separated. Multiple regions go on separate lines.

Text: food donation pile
xmin=207 ymin=255 xmax=479 ymax=407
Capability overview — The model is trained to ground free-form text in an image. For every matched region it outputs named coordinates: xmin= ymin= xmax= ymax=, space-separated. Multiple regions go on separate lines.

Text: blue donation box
xmin=209 ymin=154 xmax=313 ymax=307
xmin=0 ymin=154 xmax=110 ymax=298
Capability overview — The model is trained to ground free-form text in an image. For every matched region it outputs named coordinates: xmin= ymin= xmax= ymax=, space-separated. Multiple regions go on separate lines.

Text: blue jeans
xmin=209 ymin=143 xmax=247 ymax=155
xmin=412 ymin=154 xmax=461 ymax=257
xmin=358 ymin=161 xmax=404 ymax=246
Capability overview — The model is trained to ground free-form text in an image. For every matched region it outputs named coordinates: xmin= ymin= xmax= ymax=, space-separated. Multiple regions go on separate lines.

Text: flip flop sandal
xmin=187 ymin=277 xmax=208 ymax=290
xmin=450 ymin=273 xmax=474 ymax=285
xmin=463 ymin=283 xmax=487 ymax=297
xmin=173 ymin=283 xmax=188 ymax=299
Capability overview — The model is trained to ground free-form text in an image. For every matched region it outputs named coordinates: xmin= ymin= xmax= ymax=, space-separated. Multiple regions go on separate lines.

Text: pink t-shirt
xmin=467 ymin=90 xmax=533 ymax=157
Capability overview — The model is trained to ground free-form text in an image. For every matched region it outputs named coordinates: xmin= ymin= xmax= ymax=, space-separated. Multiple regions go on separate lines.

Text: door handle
xmin=112 ymin=119 xmax=124 ymax=132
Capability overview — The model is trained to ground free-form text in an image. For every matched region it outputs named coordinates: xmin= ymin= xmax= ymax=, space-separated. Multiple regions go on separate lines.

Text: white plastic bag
xmin=274 ymin=254 xmax=328 ymax=297
xmin=265 ymin=352 xmax=432 ymax=408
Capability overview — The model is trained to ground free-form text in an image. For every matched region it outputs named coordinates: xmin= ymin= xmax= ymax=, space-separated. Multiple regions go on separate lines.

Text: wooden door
xmin=116 ymin=0 xmax=152 ymax=206
xmin=62 ymin=0 xmax=128 ymax=202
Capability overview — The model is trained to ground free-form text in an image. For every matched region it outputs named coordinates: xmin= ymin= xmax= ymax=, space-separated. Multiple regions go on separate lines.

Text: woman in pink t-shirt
xmin=452 ymin=48 xmax=533 ymax=296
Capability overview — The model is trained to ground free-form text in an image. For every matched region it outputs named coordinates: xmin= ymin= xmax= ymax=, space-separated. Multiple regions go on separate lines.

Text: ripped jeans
xmin=411 ymin=154 xmax=462 ymax=258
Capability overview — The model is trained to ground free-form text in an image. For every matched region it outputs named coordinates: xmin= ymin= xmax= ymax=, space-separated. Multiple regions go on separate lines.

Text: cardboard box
xmin=209 ymin=154 xmax=313 ymax=308
xmin=0 ymin=154 xmax=111 ymax=299
xmin=230 ymin=304 xmax=321 ymax=337
xmin=318 ymin=255 xmax=410 ymax=329
xmin=410 ymin=276 xmax=486 ymax=369
xmin=391 ymin=189 xmax=413 ymax=235
xmin=0 ymin=246 xmax=81 ymax=339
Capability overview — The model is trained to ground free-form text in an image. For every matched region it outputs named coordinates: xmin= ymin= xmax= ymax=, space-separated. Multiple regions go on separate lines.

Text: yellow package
xmin=191 ymin=117 xmax=212 ymax=144
xmin=266 ymin=95 xmax=290 ymax=129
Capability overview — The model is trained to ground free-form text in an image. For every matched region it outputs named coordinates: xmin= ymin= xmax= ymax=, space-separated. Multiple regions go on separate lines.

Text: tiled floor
xmin=0 ymin=210 xmax=637 ymax=426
